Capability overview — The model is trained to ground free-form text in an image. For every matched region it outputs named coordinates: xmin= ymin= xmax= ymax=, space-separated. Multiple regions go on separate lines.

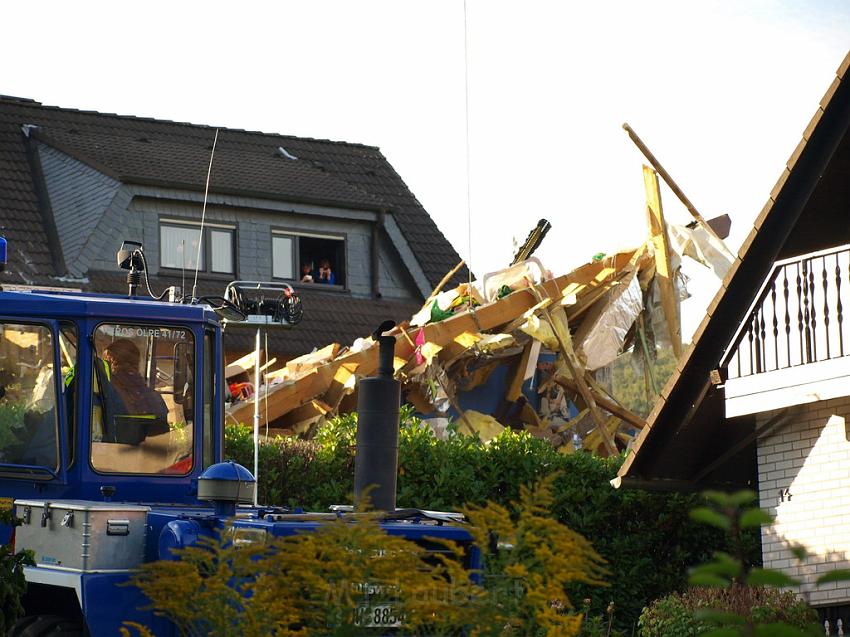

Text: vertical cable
xmin=463 ymin=0 xmax=473 ymax=294
xmin=192 ymin=128 xmax=220 ymax=300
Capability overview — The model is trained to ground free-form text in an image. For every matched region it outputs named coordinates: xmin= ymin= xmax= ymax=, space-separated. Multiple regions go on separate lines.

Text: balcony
xmin=724 ymin=243 xmax=850 ymax=417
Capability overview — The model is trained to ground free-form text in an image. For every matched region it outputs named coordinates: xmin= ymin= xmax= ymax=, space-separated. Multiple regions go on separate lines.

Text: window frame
xmin=59 ymin=321 xmax=79 ymax=470
xmin=0 ymin=319 xmax=62 ymax=479
xmin=270 ymin=227 xmax=348 ymax=290
xmin=158 ymin=217 xmax=237 ymax=278
xmin=88 ymin=321 xmax=198 ymax=477
xmin=202 ymin=330 xmax=215 ymax=470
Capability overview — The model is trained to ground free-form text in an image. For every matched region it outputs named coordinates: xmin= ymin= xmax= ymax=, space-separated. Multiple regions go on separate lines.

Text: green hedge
xmin=225 ymin=411 xmax=759 ymax=631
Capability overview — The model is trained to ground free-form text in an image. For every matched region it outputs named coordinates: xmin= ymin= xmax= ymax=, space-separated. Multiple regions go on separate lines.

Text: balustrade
xmin=725 ymin=245 xmax=850 ymax=379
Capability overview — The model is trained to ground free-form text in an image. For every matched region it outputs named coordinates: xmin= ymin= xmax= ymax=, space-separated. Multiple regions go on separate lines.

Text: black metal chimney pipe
xmin=354 ymin=321 xmax=400 ymax=511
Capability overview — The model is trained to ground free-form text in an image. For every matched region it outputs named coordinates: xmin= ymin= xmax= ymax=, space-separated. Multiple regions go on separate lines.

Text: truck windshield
xmin=90 ymin=324 xmax=194 ymax=475
xmin=0 ymin=323 xmax=59 ymax=470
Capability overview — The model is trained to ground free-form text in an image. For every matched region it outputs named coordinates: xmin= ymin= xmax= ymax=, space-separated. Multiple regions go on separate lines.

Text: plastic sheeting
xmin=574 ymin=271 xmax=644 ymax=371
xmin=410 ymin=283 xmax=485 ymax=327
xmin=480 ymin=258 xmax=545 ymax=302
xmin=667 ymin=223 xmax=735 ymax=279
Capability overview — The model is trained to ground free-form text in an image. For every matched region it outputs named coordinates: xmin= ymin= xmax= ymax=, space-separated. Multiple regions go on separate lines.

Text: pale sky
xmin=3 ymin=1 xmax=849 ymax=338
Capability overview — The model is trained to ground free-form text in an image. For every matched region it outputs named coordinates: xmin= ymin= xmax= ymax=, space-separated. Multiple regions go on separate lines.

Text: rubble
xmin=225 ymin=158 xmax=735 ymax=457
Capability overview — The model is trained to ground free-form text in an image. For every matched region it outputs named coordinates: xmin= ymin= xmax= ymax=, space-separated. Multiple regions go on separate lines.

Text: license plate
xmin=354 ymin=603 xmax=402 ymax=628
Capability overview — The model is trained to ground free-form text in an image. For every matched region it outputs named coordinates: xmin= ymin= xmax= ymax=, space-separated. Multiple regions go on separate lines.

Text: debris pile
xmin=226 ymin=143 xmax=736 ymax=456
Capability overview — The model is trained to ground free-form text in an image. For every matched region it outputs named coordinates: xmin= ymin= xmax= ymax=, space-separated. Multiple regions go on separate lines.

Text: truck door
xmin=0 ymin=320 xmax=68 ymax=485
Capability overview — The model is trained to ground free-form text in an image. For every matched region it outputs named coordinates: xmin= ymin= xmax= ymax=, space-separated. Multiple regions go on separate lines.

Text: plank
xmin=644 ymin=166 xmax=683 ymax=358
xmin=286 ymin=343 xmax=341 ymax=374
xmin=280 ymin=400 xmax=333 ymax=429
xmin=505 ymin=341 xmax=535 ymax=402
xmin=542 ymin=305 xmax=618 ymax=456
xmin=225 ymin=253 xmax=648 ymax=425
xmin=554 ymin=375 xmax=645 ymax=429
xmin=225 ymin=352 xmax=277 ymax=379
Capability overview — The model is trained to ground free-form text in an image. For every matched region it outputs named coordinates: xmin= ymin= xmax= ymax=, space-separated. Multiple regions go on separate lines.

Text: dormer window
xmin=272 ymin=230 xmax=346 ymax=288
xmin=159 ymin=219 xmax=235 ymax=276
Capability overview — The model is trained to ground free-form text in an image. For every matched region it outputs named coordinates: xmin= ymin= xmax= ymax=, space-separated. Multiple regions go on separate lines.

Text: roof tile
xmin=0 ymin=98 xmax=465 ymax=288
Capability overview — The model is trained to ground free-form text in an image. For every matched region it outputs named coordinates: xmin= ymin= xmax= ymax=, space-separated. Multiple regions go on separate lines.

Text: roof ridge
xmin=0 ymin=96 xmax=382 ymax=151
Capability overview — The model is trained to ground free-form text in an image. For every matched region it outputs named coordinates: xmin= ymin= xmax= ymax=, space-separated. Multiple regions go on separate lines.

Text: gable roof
xmin=616 ymin=51 xmax=850 ymax=491
xmin=0 ymin=96 xmax=465 ymax=288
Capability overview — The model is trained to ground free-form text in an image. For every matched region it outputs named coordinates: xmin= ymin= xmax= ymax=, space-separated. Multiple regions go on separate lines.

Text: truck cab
xmin=0 ymin=288 xmax=226 ymax=635
xmin=0 ymin=290 xmax=223 ymax=508
xmin=0 ymin=243 xmax=477 ymax=636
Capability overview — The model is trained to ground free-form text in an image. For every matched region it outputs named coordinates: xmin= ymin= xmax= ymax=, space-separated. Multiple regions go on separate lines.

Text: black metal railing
xmin=724 ymin=244 xmax=850 ymax=379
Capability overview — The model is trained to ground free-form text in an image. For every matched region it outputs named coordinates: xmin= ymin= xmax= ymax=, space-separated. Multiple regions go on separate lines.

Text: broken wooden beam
xmin=554 ymin=375 xmax=645 ymax=430
xmin=535 ymin=300 xmax=618 ymax=456
xmin=643 ymin=165 xmax=683 ymax=359
xmin=623 ymin=122 xmax=720 ymax=241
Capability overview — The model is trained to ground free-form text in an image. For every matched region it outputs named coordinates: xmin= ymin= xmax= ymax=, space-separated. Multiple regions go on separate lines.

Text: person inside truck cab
xmin=102 ymin=339 xmax=169 ymax=432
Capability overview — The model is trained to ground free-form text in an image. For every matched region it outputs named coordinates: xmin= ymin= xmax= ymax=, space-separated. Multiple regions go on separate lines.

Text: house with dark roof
xmin=615 ymin=51 xmax=850 ymax=617
xmin=0 ymin=96 xmax=466 ymax=358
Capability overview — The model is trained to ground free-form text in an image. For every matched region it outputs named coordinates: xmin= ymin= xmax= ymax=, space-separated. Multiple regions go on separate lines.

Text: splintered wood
xmin=226 ymin=246 xmax=655 ymax=458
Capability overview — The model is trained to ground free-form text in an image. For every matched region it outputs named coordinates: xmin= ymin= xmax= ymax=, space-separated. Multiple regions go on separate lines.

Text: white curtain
xmin=273 ymin=235 xmax=293 ymax=279
xmin=210 ymin=229 xmax=233 ymax=274
xmin=161 ymin=225 xmax=202 ymax=270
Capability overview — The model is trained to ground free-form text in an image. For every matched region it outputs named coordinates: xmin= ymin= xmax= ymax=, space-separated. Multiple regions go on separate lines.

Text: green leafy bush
xmin=0 ymin=506 xmax=34 ymax=633
xmin=0 ymin=402 xmax=26 ymax=451
xmin=639 ymin=490 xmax=824 ymax=637
xmin=638 ymin=587 xmax=817 ymax=636
xmin=225 ymin=410 xmax=758 ymax=630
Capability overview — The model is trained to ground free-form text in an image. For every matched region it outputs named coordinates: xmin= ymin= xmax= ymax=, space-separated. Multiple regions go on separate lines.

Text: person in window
xmin=103 ymin=340 xmax=169 ymax=429
xmin=300 ymin=261 xmax=315 ymax=283
xmin=317 ymin=258 xmax=335 ymax=285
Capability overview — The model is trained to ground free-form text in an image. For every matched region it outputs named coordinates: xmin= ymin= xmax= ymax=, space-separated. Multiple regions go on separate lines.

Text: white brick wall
xmin=757 ymin=396 xmax=850 ymax=606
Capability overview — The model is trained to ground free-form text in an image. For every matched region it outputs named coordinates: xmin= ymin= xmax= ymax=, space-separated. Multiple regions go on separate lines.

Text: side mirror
xmin=173 ymin=342 xmax=190 ymax=405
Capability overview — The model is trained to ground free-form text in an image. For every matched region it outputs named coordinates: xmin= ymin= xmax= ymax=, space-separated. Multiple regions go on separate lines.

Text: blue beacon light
xmin=0 ymin=236 xmax=6 ymax=272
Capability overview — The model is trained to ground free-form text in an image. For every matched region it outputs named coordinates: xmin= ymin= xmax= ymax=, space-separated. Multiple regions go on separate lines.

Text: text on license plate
xmin=355 ymin=604 xmax=402 ymax=628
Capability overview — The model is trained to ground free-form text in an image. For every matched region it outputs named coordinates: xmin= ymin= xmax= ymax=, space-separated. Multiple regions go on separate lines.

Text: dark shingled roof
xmin=0 ymin=96 xmax=466 ymax=288
xmin=86 ymin=271 xmax=422 ymax=359
xmin=0 ymin=99 xmax=57 ymax=285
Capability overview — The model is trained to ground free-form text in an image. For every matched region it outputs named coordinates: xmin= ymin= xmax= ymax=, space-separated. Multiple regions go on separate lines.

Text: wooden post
xmin=644 ymin=165 xmax=683 ymax=359
xmin=539 ymin=305 xmax=618 ymax=456
xmin=637 ymin=315 xmax=660 ymax=396
xmin=554 ymin=375 xmax=645 ymax=430
xmin=420 ymin=260 xmax=466 ymax=310
xmin=623 ymin=122 xmax=721 ymax=241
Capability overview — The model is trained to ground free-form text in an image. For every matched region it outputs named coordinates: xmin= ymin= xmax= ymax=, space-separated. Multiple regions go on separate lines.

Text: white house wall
xmin=757 ymin=397 xmax=850 ymax=606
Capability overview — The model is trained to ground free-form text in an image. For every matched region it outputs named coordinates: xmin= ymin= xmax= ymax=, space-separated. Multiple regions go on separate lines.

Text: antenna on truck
xmin=0 ymin=235 xmax=6 ymax=291
xmin=191 ymin=128 xmax=220 ymax=301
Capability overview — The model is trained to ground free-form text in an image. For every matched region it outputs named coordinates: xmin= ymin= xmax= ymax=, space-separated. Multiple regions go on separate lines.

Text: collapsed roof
xmin=225 ymin=201 xmax=735 ymax=455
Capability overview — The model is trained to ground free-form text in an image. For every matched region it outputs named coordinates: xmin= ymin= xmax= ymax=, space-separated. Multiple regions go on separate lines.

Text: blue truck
xmin=0 ymin=238 xmax=476 ymax=636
